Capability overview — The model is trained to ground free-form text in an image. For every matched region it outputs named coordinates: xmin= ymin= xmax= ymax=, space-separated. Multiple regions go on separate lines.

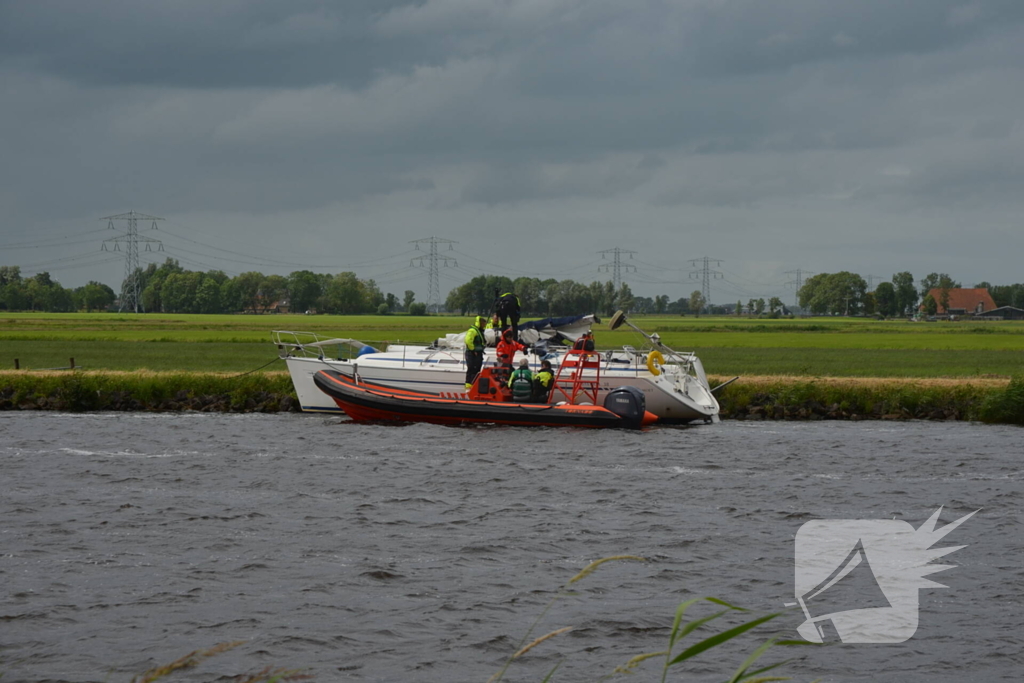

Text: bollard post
xmin=14 ymin=359 xmax=19 ymax=370
xmin=70 ymin=357 xmax=75 ymax=369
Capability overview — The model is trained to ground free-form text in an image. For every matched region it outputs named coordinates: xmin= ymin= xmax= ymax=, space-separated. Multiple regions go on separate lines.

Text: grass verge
xmin=0 ymin=370 xmax=297 ymax=412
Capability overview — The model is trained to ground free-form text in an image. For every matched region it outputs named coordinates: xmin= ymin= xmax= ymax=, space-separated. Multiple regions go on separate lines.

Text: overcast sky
xmin=2 ymin=0 xmax=1022 ymax=305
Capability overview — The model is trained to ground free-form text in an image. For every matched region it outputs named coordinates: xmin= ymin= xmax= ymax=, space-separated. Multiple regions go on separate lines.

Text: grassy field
xmin=3 ymin=312 xmax=1024 ymax=377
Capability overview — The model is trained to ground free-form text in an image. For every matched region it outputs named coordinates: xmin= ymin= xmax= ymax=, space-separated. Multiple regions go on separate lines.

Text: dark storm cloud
xmin=2 ymin=0 xmax=1023 ymax=289
xmin=0 ymin=0 xmax=419 ymax=89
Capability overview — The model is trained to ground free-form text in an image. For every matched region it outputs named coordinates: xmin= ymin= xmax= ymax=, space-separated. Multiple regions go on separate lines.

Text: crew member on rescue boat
xmin=496 ymin=328 xmax=526 ymax=368
xmin=534 ymin=360 xmax=554 ymax=403
xmin=508 ymin=358 xmax=534 ymax=402
xmin=494 ymin=290 xmax=521 ymax=340
xmin=464 ymin=316 xmax=486 ymax=390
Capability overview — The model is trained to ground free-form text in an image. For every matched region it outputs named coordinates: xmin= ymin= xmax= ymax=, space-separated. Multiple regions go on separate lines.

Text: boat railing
xmin=607 ymin=343 xmax=692 ymax=372
xmin=272 ymin=330 xmax=386 ymax=360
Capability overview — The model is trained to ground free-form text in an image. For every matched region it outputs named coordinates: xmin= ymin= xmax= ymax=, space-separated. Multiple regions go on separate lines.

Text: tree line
xmin=444 ymin=275 xmax=711 ymax=317
xmin=0 ymin=260 xmax=424 ymax=315
xmin=6 ymin=259 xmax=1024 ymax=317
xmin=797 ymin=271 xmax=1024 ymax=317
xmin=0 ymin=266 xmax=116 ymax=312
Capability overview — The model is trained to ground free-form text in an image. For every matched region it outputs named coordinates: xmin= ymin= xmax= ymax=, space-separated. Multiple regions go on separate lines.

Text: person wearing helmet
xmin=464 ymin=315 xmax=487 ymax=390
xmin=496 ymin=327 xmax=527 ymax=368
xmin=508 ymin=357 xmax=534 ymax=402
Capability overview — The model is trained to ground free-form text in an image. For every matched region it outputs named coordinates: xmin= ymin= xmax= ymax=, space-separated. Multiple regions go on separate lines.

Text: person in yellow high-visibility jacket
xmin=464 ymin=316 xmax=487 ymax=390
xmin=533 ymin=360 xmax=554 ymax=403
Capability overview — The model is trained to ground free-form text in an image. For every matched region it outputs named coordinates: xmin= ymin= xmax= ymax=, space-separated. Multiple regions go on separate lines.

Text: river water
xmin=1 ymin=413 xmax=1021 ymax=682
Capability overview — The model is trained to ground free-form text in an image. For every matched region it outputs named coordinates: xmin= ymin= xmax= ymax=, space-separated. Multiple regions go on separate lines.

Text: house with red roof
xmin=921 ymin=288 xmax=996 ymax=316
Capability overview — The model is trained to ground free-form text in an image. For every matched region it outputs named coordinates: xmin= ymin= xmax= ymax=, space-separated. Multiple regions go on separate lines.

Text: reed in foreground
xmin=978 ymin=375 xmax=1024 ymax=425
xmin=128 ymin=641 xmax=311 ymax=683
xmin=489 ymin=555 xmax=811 ymax=682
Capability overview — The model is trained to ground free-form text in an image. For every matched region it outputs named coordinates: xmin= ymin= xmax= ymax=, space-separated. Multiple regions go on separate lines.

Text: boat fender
xmin=602 ymin=385 xmax=647 ymax=429
xmin=646 ymin=350 xmax=665 ymax=376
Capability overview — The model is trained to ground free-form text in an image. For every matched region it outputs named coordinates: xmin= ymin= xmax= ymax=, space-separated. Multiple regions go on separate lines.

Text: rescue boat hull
xmin=313 ymin=370 xmax=655 ymax=429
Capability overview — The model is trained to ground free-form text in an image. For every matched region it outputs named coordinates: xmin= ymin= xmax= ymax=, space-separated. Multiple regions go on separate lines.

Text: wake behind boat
xmin=276 ymin=312 xmax=724 ymax=423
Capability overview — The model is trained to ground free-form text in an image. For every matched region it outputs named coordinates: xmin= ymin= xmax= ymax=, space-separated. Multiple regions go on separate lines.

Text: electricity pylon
xmin=689 ymin=256 xmax=723 ymax=311
xmin=597 ymin=248 xmax=637 ymax=291
xmin=785 ymin=268 xmax=814 ymax=308
xmin=101 ymin=211 xmax=164 ymax=313
xmin=410 ymin=237 xmax=457 ymax=313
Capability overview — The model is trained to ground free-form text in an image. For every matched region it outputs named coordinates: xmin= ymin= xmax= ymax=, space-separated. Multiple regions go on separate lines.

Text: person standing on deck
xmin=464 ymin=316 xmax=487 ymax=390
xmin=494 ymin=290 xmax=522 ymax=341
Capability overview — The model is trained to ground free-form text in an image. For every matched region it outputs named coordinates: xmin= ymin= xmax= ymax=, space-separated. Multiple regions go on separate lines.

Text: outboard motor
xmin=603 ymin=385 xmax=647 ymax=429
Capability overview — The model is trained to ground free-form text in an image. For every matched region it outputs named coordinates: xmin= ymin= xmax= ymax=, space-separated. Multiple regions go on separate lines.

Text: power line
xmin=0 ymin=227 xmax=110 ymax=249
xmin=157 ymin=225 xmax=421 ymax=271
xmin=21 ymin=254 xmax=124 ymax=277
xmin=1 ymin=230 xmax=112 ymax=250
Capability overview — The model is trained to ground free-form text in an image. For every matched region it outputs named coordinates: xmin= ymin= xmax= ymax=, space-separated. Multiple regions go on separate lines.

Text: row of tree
xmin=444 ymin=275 xmax=711 ymax=317
xmin=6 ymin=260 xmax=1024 ymax=317
xmin=797 ymin=271 xmax=967 ymax=317
xmin=0 ymin=266 xmax=116 ymax=312
xmin=0 ymin=260 xmax=425 ymax=315
xmin=1 ymin=263 xmax=707 ymax=317
xmin=133 ymin=260 xmax=424 ymax=315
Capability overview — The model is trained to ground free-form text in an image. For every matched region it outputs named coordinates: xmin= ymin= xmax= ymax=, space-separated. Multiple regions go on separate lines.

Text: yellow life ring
xmin=646 ymin=350 xmax=665 ymax=375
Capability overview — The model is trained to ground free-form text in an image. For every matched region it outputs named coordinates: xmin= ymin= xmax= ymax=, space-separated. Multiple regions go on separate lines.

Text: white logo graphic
xmin=789 ymin=507 xmax=977 ymax=643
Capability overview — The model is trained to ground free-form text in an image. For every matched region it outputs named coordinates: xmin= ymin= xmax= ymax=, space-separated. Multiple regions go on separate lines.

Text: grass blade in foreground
xmin=487 ymin=555 xmax=646 ymax=683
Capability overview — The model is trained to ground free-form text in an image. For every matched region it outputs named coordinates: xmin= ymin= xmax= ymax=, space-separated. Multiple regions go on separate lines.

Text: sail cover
xmin=435 ymin=314 xmax=597 ymax=349
xmin=518 ymin=314 xmax=597 ymax=345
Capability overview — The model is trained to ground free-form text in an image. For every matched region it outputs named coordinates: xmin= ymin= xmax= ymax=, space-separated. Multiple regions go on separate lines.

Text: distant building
xmin=975 ymin=305 xmax=1024 ymax=320
xmin=268 ymin=300 xmax=290 ymax=314
xmin=921 ymin=288 xmax=996 ymax=316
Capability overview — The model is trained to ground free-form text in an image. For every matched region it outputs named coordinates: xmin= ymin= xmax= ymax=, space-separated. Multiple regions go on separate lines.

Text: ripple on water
xmin=0 ymin=413 xmax=1021 ymax=682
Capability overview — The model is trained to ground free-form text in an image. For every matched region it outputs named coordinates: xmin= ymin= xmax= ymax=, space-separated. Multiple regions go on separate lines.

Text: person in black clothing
xmin=494 ymin=289 xmax=521 ymax=341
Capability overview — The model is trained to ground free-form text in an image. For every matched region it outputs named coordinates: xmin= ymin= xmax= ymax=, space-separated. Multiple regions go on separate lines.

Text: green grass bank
xmin=6 ymin=312 xmax=1024 ymax=377
xmin=3 ymin=370 xmax=1022 ymax=424
xmin=0 ymin=370 xmax=298 ymax=413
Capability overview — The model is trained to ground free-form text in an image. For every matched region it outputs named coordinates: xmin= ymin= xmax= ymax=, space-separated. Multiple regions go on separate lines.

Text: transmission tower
xmin=688 ymin=256 xmax=723 ymax=311
xmin=101 ymin=211 xmax=164 ymax=313
xmin=865 ymin=275 xmax=884 ymax=292
xmin=410 ymin=237 xmax=457 ymax=313
xmin=785 ymin=268 xmax=814 ymax=308
xmin=597 ymin=248 xmax=637 ymax=291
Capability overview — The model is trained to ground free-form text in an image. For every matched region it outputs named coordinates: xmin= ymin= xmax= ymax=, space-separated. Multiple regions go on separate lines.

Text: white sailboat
xmin=274 ymin=312 xmax=724 ymax=423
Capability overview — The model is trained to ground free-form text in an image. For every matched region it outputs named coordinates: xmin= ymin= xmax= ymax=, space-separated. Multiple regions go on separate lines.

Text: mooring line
xmin=230 ymin=357 xmax=284 ymax=378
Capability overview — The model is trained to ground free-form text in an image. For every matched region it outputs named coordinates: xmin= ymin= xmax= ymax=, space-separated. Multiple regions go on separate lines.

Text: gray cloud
xmin=2 ymin=0 xmax=1023 ymax=295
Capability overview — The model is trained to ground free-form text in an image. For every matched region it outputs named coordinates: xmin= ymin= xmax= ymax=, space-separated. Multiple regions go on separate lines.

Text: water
xmin=2 ymin=413 xmax=1021 ymax=682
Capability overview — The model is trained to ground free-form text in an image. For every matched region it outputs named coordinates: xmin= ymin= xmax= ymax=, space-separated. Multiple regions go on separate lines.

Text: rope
xmin=230 ymin=357 xmax=284 ymax=378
